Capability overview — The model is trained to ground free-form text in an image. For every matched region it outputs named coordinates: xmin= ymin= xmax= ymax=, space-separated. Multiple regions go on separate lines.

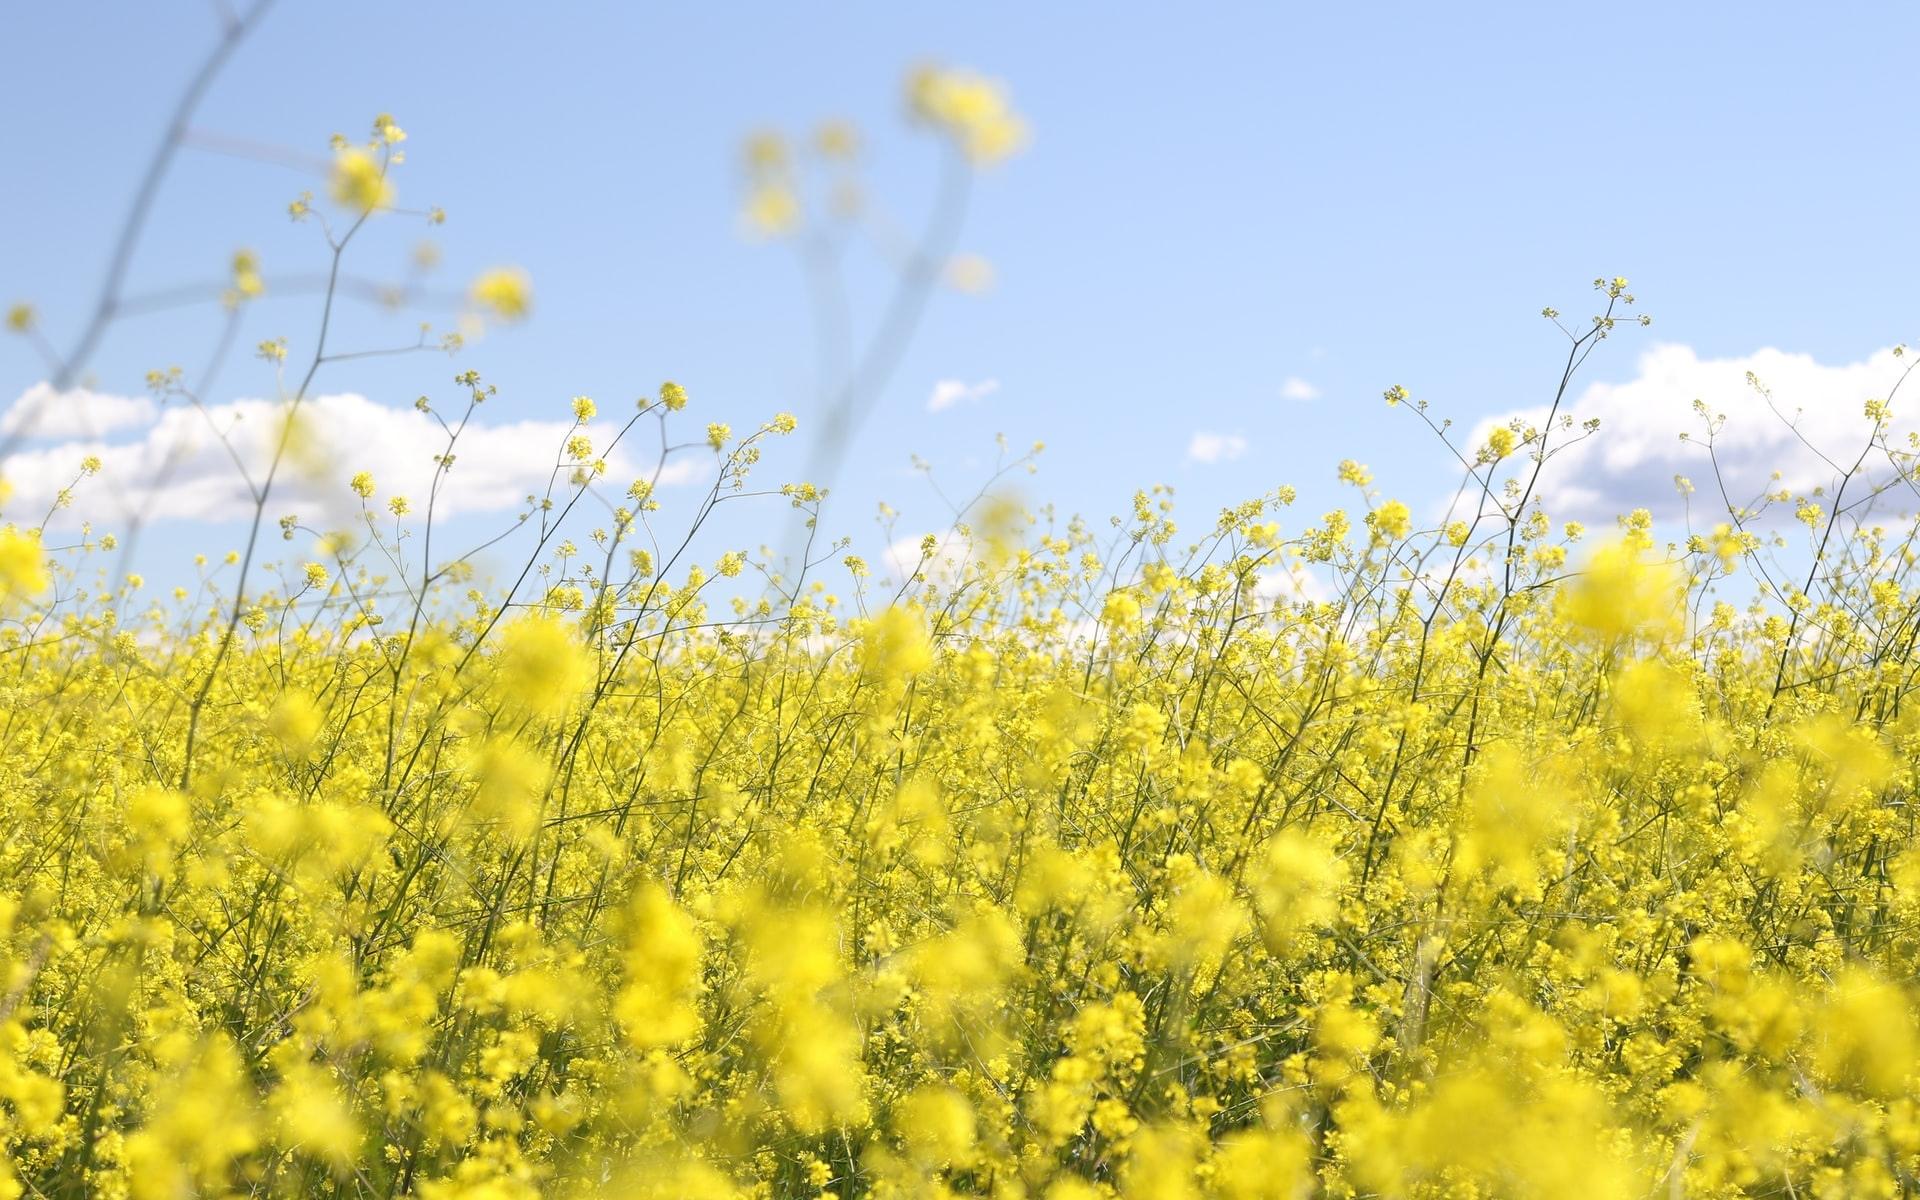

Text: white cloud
xmin=882 ymin=529 xmax=973 ymax=585
xmin=2 ymin=384 xmax=158 ymax=438
xmin=0 ymin=387 xmax=704 ymax=530
xmin=926 ymin=377 xmax=1000 ymax=413
xmin=1255 ymin=559 xmax=1332 ymax=605
xmin=1186 ymin=431 xmax=1248 ymax=465
xmin=1469 ymin=343 xmax=1916 ymax=524
xmin=1280 ymin=376 xmax=1320 ymax=402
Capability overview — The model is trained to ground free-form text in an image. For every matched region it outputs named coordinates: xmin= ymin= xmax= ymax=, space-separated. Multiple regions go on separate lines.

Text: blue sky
xmin=3 ymin=3 xmax=1916 ymax=593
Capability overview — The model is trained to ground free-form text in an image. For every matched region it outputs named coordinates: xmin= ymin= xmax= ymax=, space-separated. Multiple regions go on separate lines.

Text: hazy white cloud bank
xmin=1469 ymin=343 xmax=1915 ymax=524
xmin=1 ymin=386 xmax=703 ymax=530
xmin=1255 ymin=559 xmax=1331 ymax=605
xmin=2 ymin=384 xmax=157 ymax=438
xmin=927 ymin=377 xmax=1000 ymax=413
xmin=1280 ymin=376 xmax=1320 ymax=402
xmin=1186 ymin=431 xmax=1248 ymax=465
xmin=882 ymin=528 xmax=973 ymax=585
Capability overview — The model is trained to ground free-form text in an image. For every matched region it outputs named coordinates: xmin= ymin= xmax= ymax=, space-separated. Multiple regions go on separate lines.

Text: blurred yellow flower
xmin=469 ymin=266 xmax=533 ymax=321
xmin=328 ymin=146 xmax=392 ymax=211
xmin=907 ymin=64 xmax=1029 ymax=164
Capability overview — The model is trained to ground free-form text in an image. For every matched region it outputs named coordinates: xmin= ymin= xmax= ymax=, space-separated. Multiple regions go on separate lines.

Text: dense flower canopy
xmin=3 ymin=368 xmax=1920 ymax=1198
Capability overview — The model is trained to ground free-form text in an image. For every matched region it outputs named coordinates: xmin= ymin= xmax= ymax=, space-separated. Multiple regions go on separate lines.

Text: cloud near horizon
xmin=1280 ymin=376 xmax=1320 ymax=402
xmin=1468 ymin=342 xmax=1917 ymax=524
xmin=1186 ymin=431 xmax=1248 ymax=465
xmin=0 ymin=385 xmax=705 ymax=531
xmin=926 ymin=378 xmax=1000 ymax=413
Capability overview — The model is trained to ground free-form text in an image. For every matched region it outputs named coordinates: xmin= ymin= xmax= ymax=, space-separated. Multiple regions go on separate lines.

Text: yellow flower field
xmin=6 ymin=342 xmax=1920 ymax=1196
xmin=5 ymin=28 xmax=1920 ymax=1200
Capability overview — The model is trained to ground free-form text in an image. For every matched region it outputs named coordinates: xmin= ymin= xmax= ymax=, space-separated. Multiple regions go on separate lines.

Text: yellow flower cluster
xmin=469 ymin=268 xmax=532 ymax=323
xmin=907 ymin=65 xmax=1029 ymax=165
